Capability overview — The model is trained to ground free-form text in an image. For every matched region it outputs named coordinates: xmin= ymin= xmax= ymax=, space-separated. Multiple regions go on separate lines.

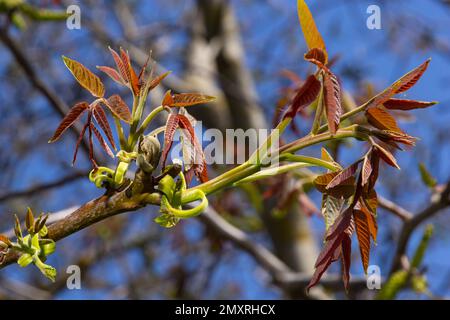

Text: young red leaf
xmin=91 ymin=123 xmax=114 ymax=158
xmin=62 ymin=56 xmax=105 ymax=98
xmin=72 ymin=117 xmax=90 ymax=165
xmin=148 ymin=71 xmax=171 ymax=92
xmin=373 ymin=130 xmax=417 ymax=147
xmin=49 ymin=102 xmax=89 ymax=142
xmin=326 ymin=161 xmax=360 ymax=189
xmin=360 ymin=203 xmax=378 ymax=242
xmin=92 ymin=104 xmax=116 ymax=151
xmin=307 ymin=236 xmax=341 ymax=292
xmin=395 ymin=59 xmax=430 ymax=94
xmin=384 ymin=98 xmax=437 ymax=111
xmin=96 ymin=66 xmax=125 ymax=85
xmin=323 ymin=71 xmax=342 ymax=134
xmin=106 ymin=95 xmax=132 ymax=123
xmin=284 ymin=75 xmax=321 ymax=119
xmin=162 ymin=90 xmax=175 ymax=107
xmin=178 ymin=114 xmax=209 ymax=183
xmin=374 ymin=144 xmax=400 ymax=169
xmin=366 ymin=107 xmax=402 ymax=133
xmin=87 ymin=115 xmax=97 ymax=168
xmin=341 ymin=234 xmax=352 ymax=292
xmin=160 ymin=114 xmax=180 ymax=167
xmin=108 ymin=47 xmax=128 ymax=81
xmin=120 ymin=48 xmax=140 ymax=95
xmin=353 ymin=209 xmax=371 ymax=272
xmin=314 ymin=172 xmax=355 ymax=199
xmin=361 ymin=154 xmax=373 ymax=187
xmin=171 ymin=93 xmax=216 ymax=108
xmin=366 ymin=59 xmax=431 ymax=109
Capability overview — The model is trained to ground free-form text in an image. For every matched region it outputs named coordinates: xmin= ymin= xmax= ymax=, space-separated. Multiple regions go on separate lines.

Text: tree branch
xmin=378 ymin=196 xmax=413 ymax=221
xmin=390 ymin=182 xmax=450 ymax=274
xmin=0 ymin=172 xmax=86 ymax=203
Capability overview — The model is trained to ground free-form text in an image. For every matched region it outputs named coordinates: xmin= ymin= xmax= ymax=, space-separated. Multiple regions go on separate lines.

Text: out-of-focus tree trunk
xmin=186 ymin=0 xmax=328 ymax=299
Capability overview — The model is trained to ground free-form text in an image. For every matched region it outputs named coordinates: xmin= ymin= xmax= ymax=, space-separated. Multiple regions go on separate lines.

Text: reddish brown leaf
xmin=353 ymin=209 xmax=371 ymax=272
xmin=108 ymin=47 xmax=128 ymax=81
xmin=91 ymin=123 xmax=114 ymax=158
xmin=395 ymin=59 xmax=430 ymax=94
xmin=326 ymin=162 xmax=360 ymax=189
xmin=72 ymin=117 xmax=90 ymax=165
xmin=120 ymin=48 xmax=140 ymax=95
xmin=360 ymin=203 xmax=378 ymax=242
xmin=284 ymin=75 xmax=321 ymax=119
xmin=307 ymin=240 xmax=340 ymax=292
xmin=148 ymin=71 xmax=171 ymax=92
xmin=92 ymin=104 xmax=116 ymax=151
xmin=384 ymin=99 xmax=437 ymax=111
xmin=87 ymin=115 xmax=97 ymax=168
xmin=178 ymin=114 xmax=209 ymax=183
xmin=49 ymin=102 xmax=89 ymax=142
xmin=367 ymin=59 xmax=431 ymax=109
xmin=361 ymin=153 xmax=373 ymax=187
xmin=374 ymin=144 xmax=400 ymax=169
xmin=162 ymin=90 xmax=174 ymax=106
xmin=171 ymin=93 xmax=216 ymax=108
xmin=106 ymin=95 xmax=132 ymax=123
xmin=97 ymin=66 xmax=124 ymax=85
xmin=314 ymin=172 xmax=355 ymax=199
xmin=374 ymin=130 xmax=417 ymax=147
xmin=325 ymin=207 xmax=352 ymax=241
xmin=160 ymin=114 xmax=180 ymax=167
xmin=62 ymin=56 xmax=105 ymax=98
xmin=366 ymin=107 xmax=402 ymax=133
xmin=341 ymin=234 xmax=352 ymax=291
xmin=323 ymin=71 xmax=342 ymax=134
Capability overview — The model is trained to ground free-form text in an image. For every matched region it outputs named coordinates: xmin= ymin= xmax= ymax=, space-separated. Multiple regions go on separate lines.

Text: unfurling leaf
xmin=304 ymin=48 xmax=327 ymax=68
xmin=284 ymin=75 xmax=321 ymax=119
xmin=297 ymin=0 xmax=327 ymax=63
xmin=323 ymin=71 xmax=342 ymax=134
xmin=106 ymin=95 xmax=132 ymax=123
xmin=62 ymin=56 xmax=105 ymax=98
xmin=160 ymin=114 xmax=180 ymax=167
xmin=178 ymin=114 xmax=208 ymax=183
xmin=384 ymin=99 xmax=437 ymax=111
xmin=366 ymin=107 xmax=402 ymax=133
xmin=419 ymin=163 xmax=437 ymax=188
xmin=48 ymin=102 xmax=89 ymax=142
